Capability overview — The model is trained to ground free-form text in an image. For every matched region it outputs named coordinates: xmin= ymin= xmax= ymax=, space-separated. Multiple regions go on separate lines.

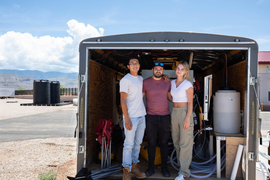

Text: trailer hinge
xmin=80 ymin=75 xmax=86 ymax=83
xmin=249 ymin=77 xmax=258 ymax=85
xmin=248 ymin=152 xmax=256 ymax=161
xmin=79 ymin=145 xmax=85 ymax=153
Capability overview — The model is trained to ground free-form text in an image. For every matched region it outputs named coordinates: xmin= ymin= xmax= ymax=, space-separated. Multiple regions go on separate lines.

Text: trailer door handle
xmin=79 ymin=132 xmax=82 ymax=138
xmin=74 ymin=113 xmax=78 ymax=138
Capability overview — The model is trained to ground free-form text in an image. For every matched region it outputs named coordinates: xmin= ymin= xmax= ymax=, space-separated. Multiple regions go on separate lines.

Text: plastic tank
xmin=33 ymin=80 xmax=51 ymax=105
xmin=213 ymin=90 xmax=240 ymax=133
xmin=50 ymin=81 xmax=60 ymax=104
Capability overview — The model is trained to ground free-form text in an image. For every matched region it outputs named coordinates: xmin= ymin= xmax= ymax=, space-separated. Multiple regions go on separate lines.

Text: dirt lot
xmin=0 ymin=98 xmax=77 ymax=180
xmin=0 ymin=137 xmax=77 ymax=180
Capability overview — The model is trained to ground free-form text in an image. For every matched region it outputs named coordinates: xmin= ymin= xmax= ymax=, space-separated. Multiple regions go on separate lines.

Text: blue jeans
xmin=122 ymin=116 xmax=146 ymax=171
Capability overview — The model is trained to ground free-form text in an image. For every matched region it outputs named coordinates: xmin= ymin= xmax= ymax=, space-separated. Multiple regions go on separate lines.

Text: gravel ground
xmin=0 ymin=137 xmax=77 ymax=180
xmin=0 ymin=98 xmax=77 ymax=180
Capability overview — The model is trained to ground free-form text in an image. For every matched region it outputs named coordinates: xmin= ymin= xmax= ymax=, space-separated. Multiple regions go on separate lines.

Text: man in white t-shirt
xmin=120 ymin=58 xmax=147 ymax=180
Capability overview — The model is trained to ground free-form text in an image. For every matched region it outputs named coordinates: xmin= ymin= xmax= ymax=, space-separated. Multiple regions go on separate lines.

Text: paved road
xmin=261 ymin=111 xmax=270 ymax=128
xmin=0 ymin=98 xmax=77 ymax=142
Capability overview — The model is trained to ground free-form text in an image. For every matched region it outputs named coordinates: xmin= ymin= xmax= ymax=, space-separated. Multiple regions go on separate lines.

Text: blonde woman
xmin=168 ymin=61 xmax=193 ymax=180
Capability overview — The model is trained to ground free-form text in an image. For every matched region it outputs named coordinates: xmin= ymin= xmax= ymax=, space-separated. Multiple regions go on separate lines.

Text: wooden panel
xmin=215 ymin=132 xmax=244 ymax=137
xmin=227 ymin=61 xmax=246 ymax=133
xmin=227 ymin=61 xmax=246 ymax=111
xmin=226 ymin=137 xmax=246 ymax=178
xmin=87 ymin=60 xmax=117 ymax=165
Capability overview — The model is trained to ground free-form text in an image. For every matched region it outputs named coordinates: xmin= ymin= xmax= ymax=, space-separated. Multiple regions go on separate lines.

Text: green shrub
xmin=38 ymin=171 xmax=57 ymax=180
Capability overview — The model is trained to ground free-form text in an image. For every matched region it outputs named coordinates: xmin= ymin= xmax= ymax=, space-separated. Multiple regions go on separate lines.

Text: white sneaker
xmin=175 ymin=174 xmax=190 ymax=180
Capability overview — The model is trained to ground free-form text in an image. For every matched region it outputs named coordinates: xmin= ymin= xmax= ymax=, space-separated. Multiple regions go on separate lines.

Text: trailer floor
xmin=89 ymin=158 xmax=232 ymax=180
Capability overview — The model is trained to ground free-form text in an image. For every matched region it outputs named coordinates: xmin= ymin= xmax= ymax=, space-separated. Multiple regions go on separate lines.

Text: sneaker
xmin=175 ymin=174 xmax=190 ymax=180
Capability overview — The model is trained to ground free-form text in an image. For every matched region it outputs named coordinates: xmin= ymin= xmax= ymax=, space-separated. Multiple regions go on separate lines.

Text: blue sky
xmin=0 ymin=0 xmax=269 ymax=73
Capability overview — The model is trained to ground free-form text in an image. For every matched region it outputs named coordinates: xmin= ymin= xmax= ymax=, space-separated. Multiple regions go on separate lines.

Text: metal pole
xmin=101 ymin=136 xmax=104 ymax=169
xmin=216 ymin=136 xmax=221 ymax=178
xmin=109 ymin=127 xmax=112 ymax=167
xmin=104 ymin=140 xmax=107 ymax=168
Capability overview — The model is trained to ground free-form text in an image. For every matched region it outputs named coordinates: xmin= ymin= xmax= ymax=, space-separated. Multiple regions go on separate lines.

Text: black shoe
xmin=161 ymin=167 xmax=170 ymax=177
xmin=145 ymin=166 xmax=155 ymax=177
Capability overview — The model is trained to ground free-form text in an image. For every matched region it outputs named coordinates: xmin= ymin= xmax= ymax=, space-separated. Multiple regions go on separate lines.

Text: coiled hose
xmin=170 ymin=128 xmax=226 ymax=178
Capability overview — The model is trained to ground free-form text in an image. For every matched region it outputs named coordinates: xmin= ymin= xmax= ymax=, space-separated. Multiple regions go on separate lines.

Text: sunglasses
xmin=154 ymin=62 xmax=164 ymax=67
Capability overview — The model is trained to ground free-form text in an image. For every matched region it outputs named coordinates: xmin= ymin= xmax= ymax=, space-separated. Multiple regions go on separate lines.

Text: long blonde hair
xmin=175 ymin=61 xmax=190 ymax=81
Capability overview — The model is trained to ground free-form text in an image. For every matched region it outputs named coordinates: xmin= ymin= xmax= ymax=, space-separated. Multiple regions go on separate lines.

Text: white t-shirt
xmin=170 ymin=79 xmax=193 ymax=102
xmin=120 ymin=73 xmax=146 ymax=118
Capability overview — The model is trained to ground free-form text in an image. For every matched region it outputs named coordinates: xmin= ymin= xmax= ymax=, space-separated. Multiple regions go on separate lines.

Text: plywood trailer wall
xmin=87 ymin=60 xmax=117 ymax=165
xmin=227 ymin=60 xmax=246 ymax=112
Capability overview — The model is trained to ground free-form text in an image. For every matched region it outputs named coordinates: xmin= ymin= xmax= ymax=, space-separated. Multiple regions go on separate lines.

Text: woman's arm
xmin=162 ymin=74 xmax=170 ymax=82
xmin=167 ymin=92 xmax=172 ymax=102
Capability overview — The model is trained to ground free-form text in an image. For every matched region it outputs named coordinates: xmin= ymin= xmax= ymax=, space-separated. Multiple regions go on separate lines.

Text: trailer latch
xmin=79 ymin=145 xmax=85 ymax=153
xmin=249 ymin=77 xmax=257 ymax=85
xmin=248 ymin=152 xmax=255 ymax=161
xmin=81 ymin=75 xmax=86 ymax=83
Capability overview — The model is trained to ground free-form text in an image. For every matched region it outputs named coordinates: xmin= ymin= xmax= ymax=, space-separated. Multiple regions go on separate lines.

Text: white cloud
xmin=0 ymin=19 xmax=104 ymax=73
xmin=67 ymin=19 xmax=104 ymax=42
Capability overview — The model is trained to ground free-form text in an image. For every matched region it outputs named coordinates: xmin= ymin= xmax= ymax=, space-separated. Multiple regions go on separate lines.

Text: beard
xmin=153 ymin=73 xmax=162 ymax=78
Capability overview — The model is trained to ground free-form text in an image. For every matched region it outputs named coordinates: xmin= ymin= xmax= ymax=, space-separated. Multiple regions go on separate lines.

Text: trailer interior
xmin=77 ymin=32 xmax=259 ymax=180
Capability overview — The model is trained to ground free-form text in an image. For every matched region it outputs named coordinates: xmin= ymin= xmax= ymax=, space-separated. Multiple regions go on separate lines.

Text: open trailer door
xmin=77 ymin=32 xmax=259 ymax=180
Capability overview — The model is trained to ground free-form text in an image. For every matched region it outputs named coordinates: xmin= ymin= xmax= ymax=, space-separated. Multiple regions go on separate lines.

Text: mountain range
xmin=0 ymin=69 xmax=78 ymax=90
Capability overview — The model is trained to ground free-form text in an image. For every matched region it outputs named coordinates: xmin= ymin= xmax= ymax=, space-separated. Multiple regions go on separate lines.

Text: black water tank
xmin=33 ymin=80 xmax=51 ymax=105
xmin=50 ymin=81 xmax=60 ymax=104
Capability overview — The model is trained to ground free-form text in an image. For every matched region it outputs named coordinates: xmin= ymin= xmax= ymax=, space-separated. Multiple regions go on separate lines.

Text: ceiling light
xmin=164 ymin=39 xmax=170 ymax=42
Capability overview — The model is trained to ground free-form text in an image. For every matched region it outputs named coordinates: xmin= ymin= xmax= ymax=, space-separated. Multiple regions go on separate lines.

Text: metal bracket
xmin=79 ymin=145 xmax=85 ymax=153
xmin=248 ymin=152 xmax=255 ymax=161
xmin=217 ymin=136 xmax=226 ymax=141
xmin=250 ymin=77 xmax=257 ymax=85
xmin=81 ymin=75 xmax=86 ymax=83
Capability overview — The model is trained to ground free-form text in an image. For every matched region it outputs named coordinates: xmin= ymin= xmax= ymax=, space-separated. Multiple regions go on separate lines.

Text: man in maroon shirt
xmin=143 ymin=62 xmax=171 ymax=177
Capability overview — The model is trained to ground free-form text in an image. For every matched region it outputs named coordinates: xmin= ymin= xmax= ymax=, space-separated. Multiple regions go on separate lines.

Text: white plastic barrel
xmin=213 ymin=90 xmax=240 ymax=133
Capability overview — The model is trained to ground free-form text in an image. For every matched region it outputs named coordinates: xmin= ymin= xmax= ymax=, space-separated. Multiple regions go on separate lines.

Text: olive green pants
xmin=171 ymin=107 xmax=193 ymax=177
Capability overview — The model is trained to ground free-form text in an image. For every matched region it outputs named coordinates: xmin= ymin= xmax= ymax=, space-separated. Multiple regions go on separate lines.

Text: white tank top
xmin=170 ymin=79 xmax=193 ymax=102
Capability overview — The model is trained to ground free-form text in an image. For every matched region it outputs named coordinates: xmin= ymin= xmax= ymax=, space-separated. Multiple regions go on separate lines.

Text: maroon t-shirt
xmin=143 ymin=77 xmax=171 ymax=115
